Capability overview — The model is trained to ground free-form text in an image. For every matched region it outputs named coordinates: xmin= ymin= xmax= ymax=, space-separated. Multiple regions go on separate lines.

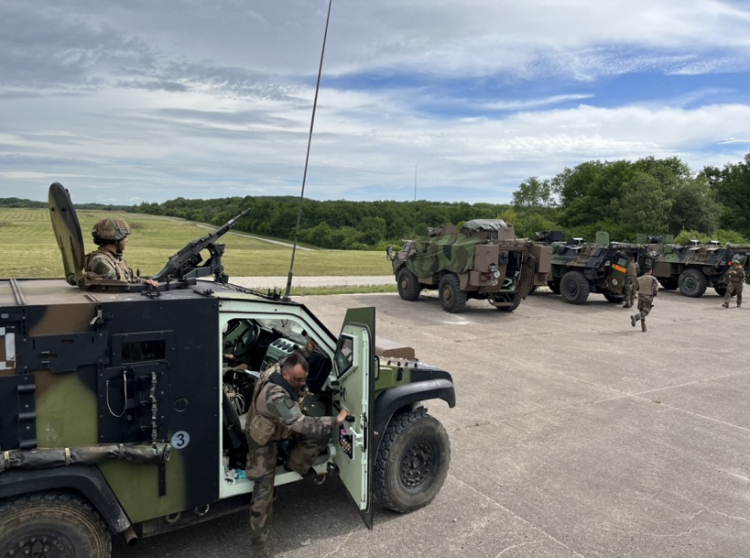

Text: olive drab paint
xmin=388 ymin=219 xmax=551 ymax=313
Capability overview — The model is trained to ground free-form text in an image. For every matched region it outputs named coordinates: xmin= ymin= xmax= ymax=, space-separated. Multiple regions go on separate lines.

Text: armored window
xmin=334 ymin=335 xmax=354 ymax=377
xmin=121 ymin=339 xmax=166 ymax=363
xmin=617 ymin=257 xmax=628 ymax=267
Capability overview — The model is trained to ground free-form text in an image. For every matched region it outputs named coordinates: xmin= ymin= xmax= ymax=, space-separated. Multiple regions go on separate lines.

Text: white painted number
xmin=171 ymin=431 xmax=190 ymax=449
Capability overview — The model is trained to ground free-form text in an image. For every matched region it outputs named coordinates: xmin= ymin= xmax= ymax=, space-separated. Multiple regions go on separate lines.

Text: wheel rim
xmin=400 ymin=276 xmax=409 ymax=291
xmin=400 ymin=441 xmax=435 ymax=489
xmin=442 ymin=286 xmax=453 ymax=304
xmin=683 ymin=276 xmax=696 ymax=291
xmin=2 ymin=530 xmax=75 ymax=558
xmin=563 ymin=280 xmax=578 ymax=298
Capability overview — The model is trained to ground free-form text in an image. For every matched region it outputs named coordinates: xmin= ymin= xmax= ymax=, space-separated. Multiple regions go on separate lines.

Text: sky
xmin=2 ymin=0 xmax=750 ymax=205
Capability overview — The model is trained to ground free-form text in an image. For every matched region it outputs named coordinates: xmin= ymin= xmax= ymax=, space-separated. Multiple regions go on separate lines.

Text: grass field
xmin=0 ymin=208 xmax=394 ymax=279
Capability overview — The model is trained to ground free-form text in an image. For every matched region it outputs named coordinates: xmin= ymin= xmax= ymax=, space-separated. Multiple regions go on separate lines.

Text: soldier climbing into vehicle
xmin=85 ymin=218 xmax=159 ymax=286
xmin=630 ymin=267 xmax=659 ymax=332
xmin=245 ymin=352 xmax=351 ymax=557
xmin=721 ymin=259 xmax=745 ymax=308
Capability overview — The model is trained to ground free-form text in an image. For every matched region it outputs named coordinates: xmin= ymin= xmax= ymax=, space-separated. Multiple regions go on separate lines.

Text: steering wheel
xmin=231 ymin=322 xmax=261 ymax=359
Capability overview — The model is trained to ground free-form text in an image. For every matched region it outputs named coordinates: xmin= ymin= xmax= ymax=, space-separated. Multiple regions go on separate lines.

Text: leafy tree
xmin=615 ymin=172 xmax=673 ymax=235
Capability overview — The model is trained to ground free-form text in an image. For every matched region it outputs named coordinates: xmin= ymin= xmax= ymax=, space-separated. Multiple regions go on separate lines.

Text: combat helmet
xmin=92 ymin=218 xmax=131 ymax=245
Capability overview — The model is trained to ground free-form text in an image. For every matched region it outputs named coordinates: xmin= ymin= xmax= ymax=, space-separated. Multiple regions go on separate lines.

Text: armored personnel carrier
xmin=0 ymin=183 xmax=456 ymax=557
xmin=536 ymin=231 xmax=632 ymax=305
xmin=636 ymin=235 xmax=750 ymax=297
xmin=388 ymin=219 xmax=551 ymax=313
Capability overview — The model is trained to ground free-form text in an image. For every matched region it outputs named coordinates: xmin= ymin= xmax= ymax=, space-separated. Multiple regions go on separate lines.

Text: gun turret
xmin=152 ymin=208 xmax=251 ymax=285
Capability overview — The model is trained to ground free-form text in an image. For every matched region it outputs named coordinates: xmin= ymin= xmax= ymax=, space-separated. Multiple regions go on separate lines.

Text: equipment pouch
xmin=248 ymin=413 xmax=276 ymax=445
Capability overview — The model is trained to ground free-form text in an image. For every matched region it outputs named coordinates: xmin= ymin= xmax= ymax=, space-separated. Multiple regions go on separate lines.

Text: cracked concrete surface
xmin=113 ymin=288 xmax=750 ymax=558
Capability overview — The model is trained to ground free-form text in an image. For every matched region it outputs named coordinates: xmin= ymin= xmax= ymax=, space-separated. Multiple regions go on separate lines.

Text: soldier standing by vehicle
xmin=630 ymin=267 xmax=659 ymax=332
xmin=85 ymin=218 xmax=159 ymax=286
xmin=622 ymin=258 xmax=641 ymax=308
xmin=245 ymin=352 xmax=350 ymax=557
xmin=721 ymin=260 xmax=745 ymax=308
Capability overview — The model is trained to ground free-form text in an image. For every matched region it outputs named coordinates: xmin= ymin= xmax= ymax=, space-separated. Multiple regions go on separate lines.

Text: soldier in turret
xmin=630 ymin=267 xmax=659 ymax=332
xmin=722 ymin=260 xmax=745 ymax=308
xmin=85 ymin=218 xmax=158 ymax=286
xmin=245 ymin=352 xmax=350 ymax=558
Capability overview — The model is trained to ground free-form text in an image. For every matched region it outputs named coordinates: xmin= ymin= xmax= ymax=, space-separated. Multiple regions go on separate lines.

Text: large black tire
xmin=678 ymin=269 xmax=708 ymax=297
xmin=548 ymin=281 xmax=561 ymax=294
xmin=714 ymin=285 xmax=727 ymax=297
xmin=396 ymin=268 xmax=422 ymax=301
xmin=375 ymin=408 xmax=450 ymax=513
xmin=438 ymin=274 xmax=467 ymax=313
xmin=492 ymin=293 xmax=522 ymax=312
xmin=560 ymin=271 xmax=590 ymax=304
xmin=0 ymin=492 xmax=111 ymax=558
xmin=658 ymin=277 xmax=679 ymax=290
xmin=603 ymin=291 xmax=625 ymax=303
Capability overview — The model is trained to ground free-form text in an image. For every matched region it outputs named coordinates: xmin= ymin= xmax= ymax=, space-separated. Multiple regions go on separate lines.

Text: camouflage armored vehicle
xmin=0 ymin=183 xmax=455 ymax=557
xmin=634 ymin=235 xmax=750 ymax=297
xmin=388 ymin=219 xmax=551 ymax=313
xmin=536 ymin=231 xmax=632 ymax=305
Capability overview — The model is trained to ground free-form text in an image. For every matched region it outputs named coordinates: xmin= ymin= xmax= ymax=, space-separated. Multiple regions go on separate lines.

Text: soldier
xmin=85 ymin=218 xmax=158 ymax=286
xmin=245 ymin=352 xmax=350 ymax=558
xmin=722 ymin=260 xmax=745 ymax=308
xmin=630 ymin=267 xmax=658 ymax=332
xmin=622 ymin=258 xmax=641 ymax=308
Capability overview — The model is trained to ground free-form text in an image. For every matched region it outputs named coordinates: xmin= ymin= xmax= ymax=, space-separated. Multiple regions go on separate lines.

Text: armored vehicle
xmin=635 ymin=235 xmax=750 ymax=297
xmin=536 ymin=231 xmax=632 ymax=305
xmin=0 ymin=183 xmax=455 ymax=557
xmin=388 ymin=219 xmax=551 ymax=313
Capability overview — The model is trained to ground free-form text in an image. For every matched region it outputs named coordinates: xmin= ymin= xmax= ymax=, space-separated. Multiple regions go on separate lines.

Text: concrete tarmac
xmin=113 ymin=287 xmax=750 ymax=558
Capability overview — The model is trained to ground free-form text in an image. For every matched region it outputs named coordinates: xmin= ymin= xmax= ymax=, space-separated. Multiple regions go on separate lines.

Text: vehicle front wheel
xmin=678 ymin=269 xmax=708 ymax=297
xmin=375 ymin=408 xmax=451 ymax=513
xmin=396 ymin=268 xmax=422 ymax=301
xmin=438 ymin=274 xmax=467 ymax=313
xmin=0 ymin=492 xmax=111 ymax=558
xmin=560 ymin=271 xmax=590 ymax=304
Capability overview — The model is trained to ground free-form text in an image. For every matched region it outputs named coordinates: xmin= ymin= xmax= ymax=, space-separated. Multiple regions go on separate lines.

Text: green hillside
xmin=0 ymin=209 xmax=392 ymax=279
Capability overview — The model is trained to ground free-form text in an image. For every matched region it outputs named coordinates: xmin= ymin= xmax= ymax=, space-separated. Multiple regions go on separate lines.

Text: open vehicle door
xmin=331 ymin=307 xmax=376 ymax=529
xmin=606 ymin=253 xmax=631 ymax=294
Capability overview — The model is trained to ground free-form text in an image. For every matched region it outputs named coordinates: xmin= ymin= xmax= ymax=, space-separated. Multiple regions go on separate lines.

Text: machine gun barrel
xmin=151 ymin=207 xmax=251 ymax=283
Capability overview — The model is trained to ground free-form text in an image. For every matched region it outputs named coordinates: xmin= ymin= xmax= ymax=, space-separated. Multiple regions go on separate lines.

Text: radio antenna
xmin=285 ymin=0 xmax=334 ymax=299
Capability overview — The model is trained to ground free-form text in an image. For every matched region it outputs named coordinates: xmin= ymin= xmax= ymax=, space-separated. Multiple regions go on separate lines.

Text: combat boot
xmin=251 ymin=541 xmax=269 ymax=558
xmin=722 ymin=302 xmax=729 ymax=308
xmin=641 ymin=319 xmax=647 ymax=332
xmin=630 ymin=314 xmax=640 ymax=327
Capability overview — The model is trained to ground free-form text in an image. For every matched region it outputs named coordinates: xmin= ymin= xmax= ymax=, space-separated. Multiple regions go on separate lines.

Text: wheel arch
xmin=372 ymin=379 xmax=455 ymax=454
xmin=0 ymin=465 xmax=130 ymax=534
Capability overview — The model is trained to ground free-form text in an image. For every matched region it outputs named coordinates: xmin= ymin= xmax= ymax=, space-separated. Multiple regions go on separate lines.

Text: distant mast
xmin=284 ymin=0 xmax=334 ymax=299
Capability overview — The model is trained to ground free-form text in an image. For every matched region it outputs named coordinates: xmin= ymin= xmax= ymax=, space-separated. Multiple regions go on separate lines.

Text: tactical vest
xmin=84 ymin=248 xmax=135 ymax=282
xmin=727 ymin=268 xmax=745 ymax=284
xmin=246 ymin=365 xmax=293 ymax=445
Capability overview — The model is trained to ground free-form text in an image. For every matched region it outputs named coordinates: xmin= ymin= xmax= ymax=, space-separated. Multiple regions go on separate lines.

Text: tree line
xmin=4 ymin=151 xmax=749 ymax=248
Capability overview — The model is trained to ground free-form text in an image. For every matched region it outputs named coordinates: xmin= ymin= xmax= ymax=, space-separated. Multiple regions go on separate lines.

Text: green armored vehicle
xmin=0 ymin=183 xmax=455 ymax=557
xmin=387 ymin=219 xmax=551 ymax=313
xmin=536 ymin=231 xmax=632 ymax=305
xmin=635 ymin=235 xmax=750 ymax=297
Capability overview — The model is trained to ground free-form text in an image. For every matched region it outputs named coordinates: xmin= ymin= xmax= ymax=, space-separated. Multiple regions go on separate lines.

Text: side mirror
xmin=386 ymin=246 xmax=394 ymax=261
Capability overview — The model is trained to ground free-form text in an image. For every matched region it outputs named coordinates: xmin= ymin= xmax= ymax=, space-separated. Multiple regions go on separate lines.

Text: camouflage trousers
xmin=637 ymin=294 xmax=654 ymax=319
xmin=245 ymin=430 xmax=331 ymax=545
xmin=624 ymin=277 xmax=637 ymax=307
xmin=725 ymin=283 xmax=743 ymax=307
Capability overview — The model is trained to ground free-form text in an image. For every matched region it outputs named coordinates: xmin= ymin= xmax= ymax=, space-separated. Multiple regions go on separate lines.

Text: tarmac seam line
xmin=449 ymin=474 xmax=589 ymax=558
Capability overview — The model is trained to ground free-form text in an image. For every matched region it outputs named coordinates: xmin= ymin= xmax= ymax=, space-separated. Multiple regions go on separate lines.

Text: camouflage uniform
xmin=722 ymin=265 xmax=746 ymax=308
xmin=631 ymin=273 xmax=659 ymax=332
xmin=85 ymin=247 xmax=139 ymax=283
xmin=623 ymin=261 xmax=640 ymax=308
xmin=245 ymin=364 xmax=337 ymax=551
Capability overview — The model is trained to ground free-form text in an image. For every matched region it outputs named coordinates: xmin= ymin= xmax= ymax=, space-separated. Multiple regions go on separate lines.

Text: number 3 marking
xmin=171 ymin=431 xmax=190 ymax=449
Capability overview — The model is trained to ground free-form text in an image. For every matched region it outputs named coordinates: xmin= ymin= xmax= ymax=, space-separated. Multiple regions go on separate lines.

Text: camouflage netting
xmin=0 ymin=442 xmax=171 ymax=473
xmin=407 ymin=233 xmax=482 ymax=276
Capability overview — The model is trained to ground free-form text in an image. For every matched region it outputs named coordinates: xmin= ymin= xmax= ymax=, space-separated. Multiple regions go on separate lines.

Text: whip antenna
xmin=285 ymin=0 xmax=334 ymax=299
